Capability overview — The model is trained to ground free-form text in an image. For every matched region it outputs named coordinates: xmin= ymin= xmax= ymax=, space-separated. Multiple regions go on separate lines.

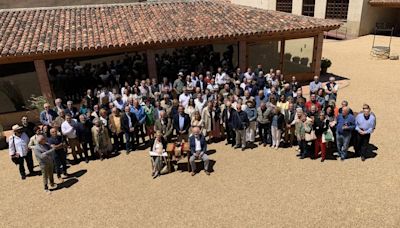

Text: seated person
xmin=149 ymin=131 xmax=168 ymax=179
xmin=189 ymin=127 xmax=210 ymax=176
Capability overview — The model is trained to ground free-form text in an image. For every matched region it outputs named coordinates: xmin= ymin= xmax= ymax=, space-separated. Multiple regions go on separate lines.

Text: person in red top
xmin=305 ymin=93 xmax=322 ymax=112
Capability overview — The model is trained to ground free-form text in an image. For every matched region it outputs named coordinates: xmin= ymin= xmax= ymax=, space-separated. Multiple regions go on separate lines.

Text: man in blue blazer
xmin=189 ymin=127 xmax=210 ymax=176
xmin=40 ymin=103 xmax=58 ymax=127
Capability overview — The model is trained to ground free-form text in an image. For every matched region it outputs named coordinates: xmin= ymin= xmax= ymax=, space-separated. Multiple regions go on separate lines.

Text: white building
xmin=231 ymin=0 xmax=400 ymax=38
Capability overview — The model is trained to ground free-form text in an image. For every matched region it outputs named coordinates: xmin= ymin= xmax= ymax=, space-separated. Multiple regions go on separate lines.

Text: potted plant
xmin=292 ymin=56 xmax=301 ymax=64
xmin=0 ymin=124 xmax=6 ymax=150
xmin=284 ymin=53 xmax=292 ymax=61
xmin=27 ymin=95 xmax=49 ymax=113
xmin=300 ymin=57 xmax=309 ymax=66
xmin=321 ymin=57 xmax=332 ymax=74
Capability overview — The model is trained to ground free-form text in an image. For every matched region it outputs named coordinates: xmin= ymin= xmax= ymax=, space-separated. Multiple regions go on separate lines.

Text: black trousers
xmin=356 ymin=133 xmax=371 ymax=158
xmin=81 ymin=141 xmax=94 ymax=158
xmin=112 ymin=132 xmax=124 ymax=152
xmin=54 ymin=149 xmax=68 ymax=177
xmin=17 ymin=150 xmax=34 ymax=177
xmin=135 ymin=124 xmax=146 ymax=144
xmin=225 ymin=125 xmax=236 ymax=146
xmin=258 ymin=123 xmax=271 ymax=145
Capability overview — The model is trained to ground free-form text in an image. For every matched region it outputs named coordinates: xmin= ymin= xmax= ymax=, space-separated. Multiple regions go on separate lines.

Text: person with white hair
xmin=53 ymin=98 xmax=65 ymax=114
xmin=309 ymin=76 xmax=322 ymax=94
xmin=324 ymin=76 xmax=339 ymax=101
xmin=232 ymin=104 xmax=249 ymax=151
xmin=189 ymin=127 xmax=210 ymax=176
xmin=33 ymin=135 xmax=56 ymax=192
xmin=336 ymin=106 xmax=355 ymax=160
xmin=65 ymin=100 xmax=78 ymax=118
xmin=91 ymin=118 xmax=113 ymax=160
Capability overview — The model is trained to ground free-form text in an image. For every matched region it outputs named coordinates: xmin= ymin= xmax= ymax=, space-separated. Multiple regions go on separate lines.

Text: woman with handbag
xmin=296 ymin=114 xmax=313 ymax=159
xmin=313 ymin=112 xmax=329 ymax=162
xmin=150 ymin=131 xmax=168 ymax=179
xmin=91 ymin=118 xmax=113 ymax=161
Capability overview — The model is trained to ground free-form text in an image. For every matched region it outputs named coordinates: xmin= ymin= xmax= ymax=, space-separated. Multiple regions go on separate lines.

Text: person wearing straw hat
xmin=8 ymin=124 xmax=34 ymax=180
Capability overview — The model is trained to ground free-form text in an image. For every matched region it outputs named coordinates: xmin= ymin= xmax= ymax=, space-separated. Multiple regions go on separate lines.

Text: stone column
xmin=314 ymin=0 xmax=327 ymax=19
xmin=292 ymin=0 xmax=303 ymax=15
xmin=146 ymin=49 xmax=157 ymax=80
xmin=34 ymin=60 xmax=53 ymax=101
xmin=313 ymin=32 xmax=324 ymax=77
xmin=239 ymin=40 xmax=248 ymax=71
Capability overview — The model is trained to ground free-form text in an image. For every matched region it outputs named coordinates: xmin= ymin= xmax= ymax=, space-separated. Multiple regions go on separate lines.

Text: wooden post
xmin=34 ymin=60 xmax=53 ymax=101
xmin=279 ymin=39 xmax=285 ymax=73
xmin=239 ymin=40 xmax=248 ymax=70
xmin=146 ymin=49 xmax=157 ymax=80
xmin=313 ymin=32 xmax=324 ymax=77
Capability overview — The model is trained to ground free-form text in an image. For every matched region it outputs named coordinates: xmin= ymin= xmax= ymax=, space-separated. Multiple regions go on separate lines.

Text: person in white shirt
xmin=9 ymin=124 xmax=34 ymax=180
xmin=244 ymin=67 xmax=254 ymax=81
xmin=61 ymin=114 xmax=84 ymax=163
xmin=194 ymin=93 xmax=207 ymax=113
xmin=189 ymin=127 xmax=210 ymax=176
xmin=215 ymin=67 xmax=228 ymax=86
xmin=207 ymin=78 xmax=219 ymax=92
xmin=113 ymin=94 xmax=125 ymax=111
xmin=179 ymin=87 xmax=191 ymax=108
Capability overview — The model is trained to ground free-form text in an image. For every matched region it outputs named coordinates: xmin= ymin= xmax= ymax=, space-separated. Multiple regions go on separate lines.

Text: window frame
xmin=302 ymin=0 xmax=315 ymax=17
xmin=325 ymin=0 xmax=349 ymax=21
xmin=276 ymin=0 xmax=293 ymax=13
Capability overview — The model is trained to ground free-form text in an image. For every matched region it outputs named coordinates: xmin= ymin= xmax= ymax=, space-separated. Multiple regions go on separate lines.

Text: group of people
xmin=8 ymin=62 xmax=376 ymax=191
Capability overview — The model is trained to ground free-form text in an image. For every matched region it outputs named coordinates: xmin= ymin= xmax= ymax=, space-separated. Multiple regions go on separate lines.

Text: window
xmin=325 ymin=0 xmax=349 ymax=20
xmin=302 ymin=0 xmax=315 ymax=17
xmin=283 ymin=37 xmax=314 ymax=74
xmin=276 ymin=0 xmax=293 ymax=13
xmin=248 ymin=40 xmax=281 ymax=72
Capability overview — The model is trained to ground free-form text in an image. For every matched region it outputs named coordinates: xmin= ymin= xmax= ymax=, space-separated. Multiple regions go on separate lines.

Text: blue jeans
xmin=125 ymin=131 xmax=135 ymax=151
xmin=336 ymin=133 xmax=351 ymax=159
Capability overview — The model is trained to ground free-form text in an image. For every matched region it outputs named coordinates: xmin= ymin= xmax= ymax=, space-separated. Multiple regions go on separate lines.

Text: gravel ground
xmin=1 ymin=35 xmax=400 ymax=228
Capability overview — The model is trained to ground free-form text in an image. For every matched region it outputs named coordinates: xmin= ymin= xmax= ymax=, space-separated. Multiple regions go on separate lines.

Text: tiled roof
xmin=0 ymin=0 xmax=341 ymax=61
xmin=369 ymin=0 xmax=400 ymax=7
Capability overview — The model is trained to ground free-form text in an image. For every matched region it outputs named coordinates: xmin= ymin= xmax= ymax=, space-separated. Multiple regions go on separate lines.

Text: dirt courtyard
xmin=1 ymin=35 xmax=400 ymax=227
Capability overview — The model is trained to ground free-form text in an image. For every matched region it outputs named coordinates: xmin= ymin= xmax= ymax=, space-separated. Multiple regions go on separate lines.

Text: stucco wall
xmin=231 ymin=0 xmax=275 ymax=10
xmin=358 ymin=3 xmax=399 ymax=36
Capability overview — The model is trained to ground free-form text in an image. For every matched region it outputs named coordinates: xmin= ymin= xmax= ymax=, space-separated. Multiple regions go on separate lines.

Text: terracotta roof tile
xmin=0 ymin=0 xmax=341 ymax=60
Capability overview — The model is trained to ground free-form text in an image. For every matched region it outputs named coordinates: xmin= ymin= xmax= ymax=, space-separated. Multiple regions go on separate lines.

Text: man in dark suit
xmin=284 ymin=102 xmax=296 ymax=146
xmin=189 ymin=127 xmax=210 ymax=176
xmin=222 ymin=101 xmax=236 ymax=147
xmin=195 ymin=74 xmax=206 ymax=91
xmin=154 ymin=110 xmax=173 ymax=142
xmin=232 ymin=104 xmax=249 ymax=151
xmin=121 ymin=106 xmax=138 ymax=154
xmin=65 ymin=100 xmax=79 ymax=119
xmin=173 ymin=105 xmax=190 ymax=142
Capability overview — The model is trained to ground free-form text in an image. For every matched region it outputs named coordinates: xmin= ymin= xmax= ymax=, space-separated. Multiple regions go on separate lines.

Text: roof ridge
xmin=0 ymin=0 xmax=211 ymax=12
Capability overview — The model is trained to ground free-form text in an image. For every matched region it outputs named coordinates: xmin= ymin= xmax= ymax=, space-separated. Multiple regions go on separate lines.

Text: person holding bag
xmin=8 ymin=124 xmax=34 ymax=180
xmin=314 ymin=112 xmax=329 ymax=162
xmin=295 ymin=114 xmax=308 ymax=159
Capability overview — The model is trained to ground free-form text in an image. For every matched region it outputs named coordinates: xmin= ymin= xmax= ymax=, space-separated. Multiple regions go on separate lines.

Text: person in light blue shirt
xmin=131 ymin=100 xmax=146 ymax=145
xmin=355 ymin=104 xmax=376 ymax=161
xmin=309 ymin=76 xmax=322 ymax=94
xmin=336 ymin=106 xmax=355 ymax=160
